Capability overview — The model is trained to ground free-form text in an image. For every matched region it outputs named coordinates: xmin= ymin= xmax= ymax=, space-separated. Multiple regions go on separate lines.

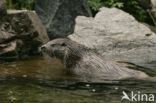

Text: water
xmin=0 ymin=57 xmax=156 ymax=103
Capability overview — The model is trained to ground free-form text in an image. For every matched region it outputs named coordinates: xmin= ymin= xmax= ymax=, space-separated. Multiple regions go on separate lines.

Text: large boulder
xmin=68 ymin=7 xmax=156 ymax=70
xmin=151 ymin=0 xmax=156 ymax=8
xmin=0 ymin=10 xmax=49 ymax=60
xmin=35 ymin=0 xmax=92 ymax=39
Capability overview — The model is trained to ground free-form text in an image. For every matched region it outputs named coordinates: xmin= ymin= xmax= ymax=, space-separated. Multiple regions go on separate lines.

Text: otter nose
xmin=41 ymin=45 xmax=46 ymax=51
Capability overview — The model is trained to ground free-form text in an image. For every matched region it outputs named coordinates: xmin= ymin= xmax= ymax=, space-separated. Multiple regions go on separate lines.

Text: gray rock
xmin=0 ymin=10 xmax=49 ymax=60
xmin=0 ymin=40 xmax=18 ymax=61
xmin=68 ymin=7 xmax=156 ymax=70
xmin=35 ymin=0 xmax=92 ymax=39
xmin=151 ymin=0 xmax=156 ymax=8
xmin=7 ymin=10 xmax=49 ymax=43
xmin=151 ymin=0 xmax=156 ymax=21
xmin=0 ymin=0 xmax=7 ymax=16
xmin=143 ymin=23 xmax=156 ymax=34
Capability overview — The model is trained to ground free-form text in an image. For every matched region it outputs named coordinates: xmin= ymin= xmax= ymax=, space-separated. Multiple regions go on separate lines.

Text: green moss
xmin=6 ymin=0 xmax=36 ymax=10
xmin=88 ymin=0 xmax=153 ymax=25
xmin=5 ymin=0 xmax=154 ymax=25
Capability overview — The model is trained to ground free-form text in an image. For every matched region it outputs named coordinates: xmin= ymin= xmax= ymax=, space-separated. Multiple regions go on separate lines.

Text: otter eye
xmin=51 ymin=44 xmax=56 ymax=47
xmin=61 ymin=42 xmax=66 ymax=46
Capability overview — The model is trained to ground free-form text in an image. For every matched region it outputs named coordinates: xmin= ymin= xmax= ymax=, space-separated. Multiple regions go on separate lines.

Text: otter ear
xmin=61 ymin=42 xmax=66 ymax=46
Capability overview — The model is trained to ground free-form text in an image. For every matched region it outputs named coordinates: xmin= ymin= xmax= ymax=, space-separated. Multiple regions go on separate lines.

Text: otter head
xmin=41 ymin=38 xmax=89 ymax=68
xmin=41 ymin=38 xmax=70 ymax=60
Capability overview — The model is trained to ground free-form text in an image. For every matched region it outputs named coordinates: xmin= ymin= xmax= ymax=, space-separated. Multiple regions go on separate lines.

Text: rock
xmin=0 ymin=29 xmax=15 ymax=43
xmin=151 ymin=0 xmax=156 ymax=8
xmin=0 ymin=0 xmax=7 ymax=16
xmin=143 ymin=23 xmax=156 ymax=34
xmin=35 ymin=0 xmax=92 ymax=39
xmin=151 ymin=0 xmax=156 ymax=22
xmin=0 ymin=40 xmax=18 ymax=61
xmin=7 ymin=10 xmax=49 ymax=43
xmin=68 ymin=7 xmax=156 ymax=70
xmin=0 ymin=10 xmax=49 ymax=60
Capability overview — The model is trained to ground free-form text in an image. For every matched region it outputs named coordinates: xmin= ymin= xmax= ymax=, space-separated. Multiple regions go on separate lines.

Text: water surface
xmin=0 ymin=57 xmax=156 ymax=103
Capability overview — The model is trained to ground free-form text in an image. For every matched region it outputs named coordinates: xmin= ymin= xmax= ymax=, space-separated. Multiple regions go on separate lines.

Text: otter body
xmin=41 ymin=38 xmax=150 ymax=82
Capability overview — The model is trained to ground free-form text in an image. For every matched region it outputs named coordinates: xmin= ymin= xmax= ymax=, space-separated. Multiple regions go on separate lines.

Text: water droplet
xmin=92 ymin=89 xmax=96 ymax=92
xmin=86 ymin=84 xmax=90 ymax=87
xmin=115 ymin=87 xmax=119 ymax=90
xmin=23 ymin=75 xmax=27 ymax=78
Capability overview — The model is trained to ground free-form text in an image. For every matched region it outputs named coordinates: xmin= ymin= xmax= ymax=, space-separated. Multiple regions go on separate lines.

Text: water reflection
xmin=0 ymin=57 xmax=76 ymax=81
xmin=0 ymin=57 xmax=156 ymax=103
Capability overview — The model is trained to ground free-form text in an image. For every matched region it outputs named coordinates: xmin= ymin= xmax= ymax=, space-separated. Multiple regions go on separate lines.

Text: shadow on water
xmin=0 ymin=57 xmax=156 ymax=103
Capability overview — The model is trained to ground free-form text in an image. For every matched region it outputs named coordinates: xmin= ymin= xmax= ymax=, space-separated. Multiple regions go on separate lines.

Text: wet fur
xmin=41 ymin=38 xmax=150 ymax=82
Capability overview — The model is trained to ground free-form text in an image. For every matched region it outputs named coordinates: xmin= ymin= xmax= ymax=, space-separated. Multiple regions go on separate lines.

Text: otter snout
xmin=41 ymin=45 xmax=47 ymax=52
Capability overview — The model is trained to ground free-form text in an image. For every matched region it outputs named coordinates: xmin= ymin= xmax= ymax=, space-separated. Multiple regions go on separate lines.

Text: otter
xmin=41 ymin=38 xmax=154 ymax=82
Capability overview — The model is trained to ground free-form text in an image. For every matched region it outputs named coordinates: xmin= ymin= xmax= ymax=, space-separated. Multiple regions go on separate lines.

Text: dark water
xmin=0 ymin=57 xmax=156 ymax=103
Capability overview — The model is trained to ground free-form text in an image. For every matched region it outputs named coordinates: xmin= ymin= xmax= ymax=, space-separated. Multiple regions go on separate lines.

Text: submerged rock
xmin=0 ymin=10 xmax=49 ymax=60
xmin=68 ymin=7 xmax=156 ymax=70
xmin=35 ymin=0 xmax=92 ymax=39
